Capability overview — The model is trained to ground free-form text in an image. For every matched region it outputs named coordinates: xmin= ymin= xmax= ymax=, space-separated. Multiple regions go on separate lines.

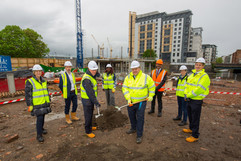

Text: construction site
xmin=1 ymin=1 xmax=241 ymax=161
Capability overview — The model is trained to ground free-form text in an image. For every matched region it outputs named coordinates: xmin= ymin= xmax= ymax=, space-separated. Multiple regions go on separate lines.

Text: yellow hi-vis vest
xmin=122 ymin=70 xmax=156 ymax=103
xmin=26 ymin=77 xmax=50 ymax=106
xmin=80 ymin=73 xmax=97 ymax=99
xmin=61 ymin=72 xmax=78 ymax=99
xmin=103 ymin=73 xmax=114 ymax=89
xmin=184 ymin=69 xmax=210 ymax=100
xmin=176 ymin=75 xmax=188 ymax=97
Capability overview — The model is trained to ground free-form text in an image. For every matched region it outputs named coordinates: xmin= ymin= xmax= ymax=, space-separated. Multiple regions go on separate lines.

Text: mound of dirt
xmin=95 ymin=108 xmax=128 ymax=131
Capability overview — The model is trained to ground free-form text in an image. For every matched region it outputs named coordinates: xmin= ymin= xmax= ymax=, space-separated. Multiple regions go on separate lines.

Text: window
xmin=173 ymin=53 xmax=175 ymax=57
xmin=179 ymin=23 xmax=182 ymax=26
xmin=169 ymin=25 xmax=171 ymax=27
xmin=140 ymin=25 xmax=145 ymax=31
xmin=169 ymin=20 xmax=171 ymax=23
xmin=174 ymin=32 xmax=177 ymax=35
xmin=173 ymin=59 xmax=175 ymax=62
xmin=177 ymin=49 xmax=180 ymax=51
xmin=156 ymin=23 xmax=158 ymax=26
xmin=140 ymin=33 xmax=145 ymax=39
xmin=178 ymin=44 xmax=180 ymax=47
xmin=178 ymin=36 xmax=181 ymax=39
xmin=147 ymin=24 xmax=153 ymax=30
xmin=175 ymin=19 xmax=177 ymax=22
xmin=179 ymin=18 xmax=182 ymax=21
xmin=174 ymin=41 xmax=176 ymax=43
xmin=175 ymin=24 xmax=177 ymax=27
xmin=174 ymin=36 xmax=176 ymax=39
xmin=179 ymin=27 xmax=181 ymax=30
xmin=173 ymin=45 xmax=176 ymax=47
xmin=147 ymin=32 xmax=152 ymax=38
xmin=164 ymin=45 xmax=169 ymax=52
xmin=178 ymin=40 xmax=180 ymax=43
xmin=156 ymin=19 xmax=158 ymax=21
xmin=164 ymin=37 xmax=170 ymax=44
xmin=177 ymin=53 xmax=180 ymax=56
xmin=164 ymin=29 xmax=170 ymax=36
xmin=178 ymin=32 xmax=181 ymax=35
xmin=174 ymin=28 xmax=177 ymax=31
xmin=146 ymin=39 xmax=152 ymax=49
xmin=139 ymin=40 xmax=145 ymax=53
xmin=173 ymin=49 xmax=176 ymax=51
xmin=148 ymin=21 xmax=149 ymax=23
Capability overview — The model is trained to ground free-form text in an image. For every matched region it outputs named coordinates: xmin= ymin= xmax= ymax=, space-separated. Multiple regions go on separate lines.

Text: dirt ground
xmin=0 ymin=80 xmax=241 ymax=161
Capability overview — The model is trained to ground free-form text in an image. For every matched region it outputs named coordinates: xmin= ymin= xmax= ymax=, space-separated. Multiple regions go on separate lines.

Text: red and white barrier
xmin=1 ymin=84 xmax=240 ymax=105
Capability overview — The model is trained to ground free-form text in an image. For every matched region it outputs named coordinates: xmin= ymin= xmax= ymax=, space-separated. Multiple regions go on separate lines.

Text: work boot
xmin=157 ymin=112 xmax=162 ymax=117
xmin=126 ymin=129 xmax=136 ymax=134
xmin=173 ymin=116 xmax=181 ymax=121
xmin=186 ymin=136 xmax=198 ymax=142
xmin=42 ymin=129 xmax=47 ymax=135
xmin=65 ymin=114 xmax=72 ymax=124
xmin=71 ymin=112 xmax=80 ymax=121
xmin=136 ymin=137 xmax=142 ymax=144
xmin=178 ymin=121 xmax=187 ymax=126
xmin=183 ymin=128 xmax=192 ymax=133
xmin=92 ymin=127 xmax=97 ymax=131
xmin=86 ymin=133 xmax=95 ymax=138
xmin=36 ymin=135 xmax=44 ymax=143
xmin=148 ymin=110 xmax=154 ymax=114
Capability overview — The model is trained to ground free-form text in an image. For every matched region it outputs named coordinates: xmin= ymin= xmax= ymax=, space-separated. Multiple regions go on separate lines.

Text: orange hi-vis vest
xmin=152 ymin=69 xmax=167 ymax=92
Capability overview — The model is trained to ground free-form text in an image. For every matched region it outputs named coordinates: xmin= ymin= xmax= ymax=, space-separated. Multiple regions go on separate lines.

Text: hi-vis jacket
xmin=61 ymin=72 xmax=78 ymax=99
xmin=176 ymin=74 xmax=188 ymax=97
xmin=81 ymin=73 xmax=97 ymax=99
xmin=151 ymin=69 xmax=167 ymax=92
xmin=184 ymin=69 xmax=210 ymax=100
xmin=122 ymin=70 xmax=155 ymax=103
xmin=102 ymin=73 xmax=116 ymax=89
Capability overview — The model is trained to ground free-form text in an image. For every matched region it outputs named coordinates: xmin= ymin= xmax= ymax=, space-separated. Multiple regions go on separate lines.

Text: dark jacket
xmin=176 ymin=73 xmax=188 ymax=87
xmin=59 ymin=71 xmax=75 ymax=98
xmin=150 ymin=69 xmax=167 ymax=92
xmin=82 ymin=69 xmax=100 ymax=106
xmin=25 ymin=75 xmax=51 ymax=116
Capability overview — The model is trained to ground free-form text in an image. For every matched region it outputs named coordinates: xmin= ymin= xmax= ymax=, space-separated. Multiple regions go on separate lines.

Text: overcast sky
xmin=1 ymin=0 xmax=240 ymax=58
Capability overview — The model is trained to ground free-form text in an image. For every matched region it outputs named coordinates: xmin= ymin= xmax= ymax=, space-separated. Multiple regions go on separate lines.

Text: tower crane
xmin=107 ymin=37 xmax=113 ymax=58
xmin=91 ymin=34 xmax=104 ymax=58
xmin=76 ymin=0 xmax=83 ymax=68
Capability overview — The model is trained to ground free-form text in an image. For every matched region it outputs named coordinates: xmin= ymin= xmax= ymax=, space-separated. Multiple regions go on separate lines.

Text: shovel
xmin=115 ymin=99 xmax=148 ymax=111
xmin=95 ymin=107 xmax=103 ymax=118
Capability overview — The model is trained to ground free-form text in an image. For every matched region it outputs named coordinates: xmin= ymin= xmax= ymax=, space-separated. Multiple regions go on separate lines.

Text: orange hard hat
xmin=156 ymin=59 xmax=163 ymax=65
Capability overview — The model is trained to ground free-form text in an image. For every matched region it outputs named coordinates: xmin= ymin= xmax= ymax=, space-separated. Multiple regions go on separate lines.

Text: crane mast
xmin=76 ymin=0 xmax=83 ymax=68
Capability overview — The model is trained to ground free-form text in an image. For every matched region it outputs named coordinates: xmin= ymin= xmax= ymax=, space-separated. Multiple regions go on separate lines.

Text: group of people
xmin=25 ymin=58 xmax=210 ymax=144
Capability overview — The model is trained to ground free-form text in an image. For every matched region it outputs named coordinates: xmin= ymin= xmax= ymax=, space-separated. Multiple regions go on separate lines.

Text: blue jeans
xmin=177 ymin=96 xmax=187 ymax=122
xmin=127 ymin=101 xmax=147 ymax=137
xmin=64 ymin=92 xmax=78 ymax=114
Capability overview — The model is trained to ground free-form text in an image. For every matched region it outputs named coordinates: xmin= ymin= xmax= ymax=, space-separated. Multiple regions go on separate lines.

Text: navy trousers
xmin=187 ymin=99 xmax=203 ymax=138
xmin=177 ymin=96 xmax=187 ymax=122
xmin=82 ymin=98 xmax=94 ymax=134
xmin=127 ymin=101 xmax=147 ymax=137
xmin=36 ymin=114 xmax=45 ymax=135
xmin=65 ymin=91 xmax=78 ymax=114
xmin=151 ymin=91 xmax=163 ymax=113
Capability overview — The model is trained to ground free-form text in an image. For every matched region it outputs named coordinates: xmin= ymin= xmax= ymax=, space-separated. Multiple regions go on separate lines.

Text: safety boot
xmin=186 ymin=136 xmax=198 ymax=142
xmin=157 ymin=112 xmax=162 ymax=117
xmin=42 ymin=129 xmax=47 ymax=135
xmin=86 ymin=133 xmax=95 ymax=138
xmin=92 ymin=127 xmax=97 ymax=131
xmin=37 ymin=135 xmax=44 ymax=143
xmin=71 ymin=112 xmax=80 ymax=121
xmin=148 ymin=109 xmax=154 ymax=114
xmin=173 ymin=116 xmax=181 ymax=121
xmin=136 ymin=137 xmax=142 ymax=144
xmin=183 ymin=128 xmax=192 ymax=133
xmin=178 ymin=121 xmax=187 ymax=126
xmin=126 ymin=129 xmax=136 ymax=134
xmin=65 ymin=114 xmax=73 ymax=124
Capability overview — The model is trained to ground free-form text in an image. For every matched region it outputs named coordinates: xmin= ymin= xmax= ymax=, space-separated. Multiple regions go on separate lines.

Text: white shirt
xmin=67 ymin=72 xmax=75 ymax=90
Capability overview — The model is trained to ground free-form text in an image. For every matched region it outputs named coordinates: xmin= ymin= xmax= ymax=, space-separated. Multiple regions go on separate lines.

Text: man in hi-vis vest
xmin=148 ymin=59 xmax=167 ymax=117
xmin=59 ymin=61 xmax=79 ymax=124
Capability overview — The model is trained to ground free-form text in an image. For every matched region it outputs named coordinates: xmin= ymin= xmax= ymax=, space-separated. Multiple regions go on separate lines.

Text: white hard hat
xmin=32 ymin=64 xmax=43 ymax=71
xmin=64 ymin=61 xmax=72 ymax=67
xmin=88 ymin=61 xmax=98 ymax=70
xmin=130 ymin=60 xmax=140 ymax=69
xmin=179 ymin=65 xmax=187 ymax=70
xmin=106 ymin=64 xmax=112 ymax=68
xmin=196 ymin=58 xmax=205 ymax=64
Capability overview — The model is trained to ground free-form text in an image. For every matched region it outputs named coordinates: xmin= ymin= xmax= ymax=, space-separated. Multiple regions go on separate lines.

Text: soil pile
xmin=95 ymin=108 xmax=128 ymax=131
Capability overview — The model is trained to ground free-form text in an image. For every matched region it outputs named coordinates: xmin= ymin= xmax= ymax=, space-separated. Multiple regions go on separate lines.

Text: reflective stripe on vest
xmin=80 ymin=74 xmax=98 ymax=99
xmin=27 ymin=78 xmax=50 ymax=106
xmin=176 ymin=76 xmax=187 ymax=97
xmin=61 ymin=72 xmax=78 ymax=99
xmin=152 ymin=69 xmax=167 ymax=92
xmin=103 ymin=73 xmax=114 ymax=89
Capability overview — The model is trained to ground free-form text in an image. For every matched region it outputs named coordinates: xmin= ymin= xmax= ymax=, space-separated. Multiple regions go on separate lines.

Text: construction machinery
xmin=91 ymin=34 xmax=104 ymax=58
xmin=107 ymin=37 xmax=113 ymax=58
xmin=76 ymin=0 xmax=83 ymax=68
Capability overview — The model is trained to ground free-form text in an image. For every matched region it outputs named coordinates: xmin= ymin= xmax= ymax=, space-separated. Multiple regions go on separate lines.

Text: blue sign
xmin=0 ymin=55 xmax=12 ymax=72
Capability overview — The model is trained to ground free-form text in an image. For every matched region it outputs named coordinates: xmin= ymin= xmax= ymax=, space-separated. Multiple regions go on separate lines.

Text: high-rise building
xmin=128 ymin=10 xmax=193 ymax=63
xmin=202 ymin=44 xmax=217 ymax=65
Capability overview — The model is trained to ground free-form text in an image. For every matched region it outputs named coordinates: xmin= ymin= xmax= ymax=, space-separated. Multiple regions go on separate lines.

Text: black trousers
xmin=151 ymin=91 xmax=163 ymax=113
xmin=82 ymin=98 xmax=94 ymax=134
xmin=36 ymin=114 xmax=45 ymax=135
xmin=65 ymin=92 xmax=78 ymax=114
xmin=187 ymin=99 xmax=203 ymax=138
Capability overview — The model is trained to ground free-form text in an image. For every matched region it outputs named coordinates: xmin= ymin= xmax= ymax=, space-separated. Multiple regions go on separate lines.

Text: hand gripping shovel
xmin=114 ymin=99 xmax=148 ymax=111
xmin=95 ymin=107 xmax=103 ymax=118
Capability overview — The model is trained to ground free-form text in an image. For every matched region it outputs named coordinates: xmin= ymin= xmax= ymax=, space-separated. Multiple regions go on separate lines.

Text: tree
xmin=0 ymin=25 xmax=50 ymax=58
xmin=216 ymin=57 xmax=223 ymax=64
xmin=142 ymin=49 xmax=157 ymax=59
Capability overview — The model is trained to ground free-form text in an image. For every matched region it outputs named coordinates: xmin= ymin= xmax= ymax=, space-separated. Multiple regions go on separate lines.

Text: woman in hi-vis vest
xmin=25 ymin=64 xmax=51 ymax=143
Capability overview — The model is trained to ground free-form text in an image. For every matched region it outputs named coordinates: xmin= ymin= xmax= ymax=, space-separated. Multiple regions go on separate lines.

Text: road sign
xmin=0 ymin=55 xmax=12 ymax=72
